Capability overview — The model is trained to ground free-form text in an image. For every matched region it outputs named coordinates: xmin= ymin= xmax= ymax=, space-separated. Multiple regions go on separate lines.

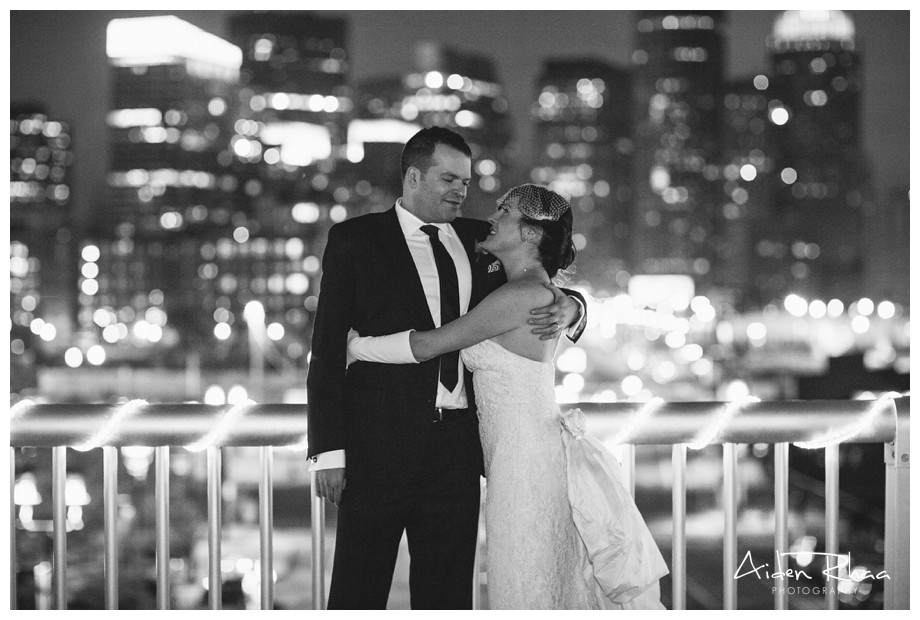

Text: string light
xmin=609 ymin=397 xmax=664 ymax=445
xmin=186 ymin=400 xmax=257 ymax=452
xmin=10 ymin=399 xmax=35 ymax=419
xmin=73 ymin=399 xmax=148 ymax=451
xmin=687 ymin=396 xmax=761 ymax=450
xmin=794 ymin=392 xmax=901 ymax=449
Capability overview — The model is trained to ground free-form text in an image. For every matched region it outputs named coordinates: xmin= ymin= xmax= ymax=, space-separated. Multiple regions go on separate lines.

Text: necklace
xmin=519 ymin=265 xmax=546 ymax=281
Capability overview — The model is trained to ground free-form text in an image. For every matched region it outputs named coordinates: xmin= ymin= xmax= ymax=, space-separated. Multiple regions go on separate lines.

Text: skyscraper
xmin=229 ymin=10 xmax=353 ymax=174
xmin=85 ymin=15 xmax=243 ymax=367
xmin=230 ymin=10 xmax=351 ymax=145
xmin=864 ymin=185 xmax=909 ymax=306
xmin=629 ymin=11 xmax=726 ymax=290
xmin=720 ymin=74 xmax=774 ymax=307
xmin=10 ymin=105 xmax=75 ymax=384
xmin=530 ymin=58 xmax=633 ymax=293
xmin=767 ymin=10 xmax=867 ymax=301
xmin=357 ymin=42 xmax=513 ymax=220
xmin=224 ymin=11 xmax=360 ymax=371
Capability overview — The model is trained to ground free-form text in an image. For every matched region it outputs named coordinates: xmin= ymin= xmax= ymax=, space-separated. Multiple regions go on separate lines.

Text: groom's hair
xmin=401 ymin=127 xmax=472 ymax=179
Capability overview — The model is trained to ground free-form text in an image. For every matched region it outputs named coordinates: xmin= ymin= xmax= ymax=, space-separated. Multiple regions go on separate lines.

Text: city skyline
xmin=8 ymin=10 xmax=912 ymax=611
xmin=10 ymin=9 xmax=910 ymax=231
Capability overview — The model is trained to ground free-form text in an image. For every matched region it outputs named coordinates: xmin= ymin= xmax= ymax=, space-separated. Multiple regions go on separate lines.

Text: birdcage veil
xmin=498 ymin=184 xmax=570 ymax=221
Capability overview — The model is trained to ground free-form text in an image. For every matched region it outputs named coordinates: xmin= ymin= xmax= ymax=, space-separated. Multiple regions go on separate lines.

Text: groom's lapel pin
xmin=487 ymin=260 xmax=501 ymax=274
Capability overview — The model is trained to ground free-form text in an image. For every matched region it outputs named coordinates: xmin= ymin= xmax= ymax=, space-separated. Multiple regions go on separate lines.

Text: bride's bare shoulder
xmin=492 ymin=278 xmax=555 ymax=307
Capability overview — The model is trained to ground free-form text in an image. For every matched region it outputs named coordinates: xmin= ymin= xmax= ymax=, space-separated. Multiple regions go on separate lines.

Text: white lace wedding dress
xmin=461 ymin=339 xmax=667 ymax=610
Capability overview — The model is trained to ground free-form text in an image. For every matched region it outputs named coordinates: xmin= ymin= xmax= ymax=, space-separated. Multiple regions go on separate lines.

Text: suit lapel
xmin=377 ymin=206 xmax=436 ymax=331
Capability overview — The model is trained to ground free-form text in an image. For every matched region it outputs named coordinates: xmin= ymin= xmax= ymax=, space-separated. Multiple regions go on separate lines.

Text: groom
xmin=306 ymin=127 xmax=585 ymax=609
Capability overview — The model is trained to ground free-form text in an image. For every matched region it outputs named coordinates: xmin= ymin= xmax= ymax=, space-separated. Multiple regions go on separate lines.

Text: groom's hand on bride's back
xmin=528 ymin=283 xmax=581 ymax=340
xmin=315 ymin=467 xmax=346 ymax=505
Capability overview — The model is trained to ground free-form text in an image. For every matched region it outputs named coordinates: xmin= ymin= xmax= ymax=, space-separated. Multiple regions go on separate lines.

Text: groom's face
xmin=409 ymin=144 xmax=471 ymax=223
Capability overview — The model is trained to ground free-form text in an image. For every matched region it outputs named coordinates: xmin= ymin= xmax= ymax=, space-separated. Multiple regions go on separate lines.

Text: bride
xmin=349 ymin=184 xmax=667 ymax=609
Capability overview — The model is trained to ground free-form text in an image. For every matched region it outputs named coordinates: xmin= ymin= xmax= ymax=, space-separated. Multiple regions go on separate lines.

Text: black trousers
xmin=326 ymin=415 xmax=482 ymax=609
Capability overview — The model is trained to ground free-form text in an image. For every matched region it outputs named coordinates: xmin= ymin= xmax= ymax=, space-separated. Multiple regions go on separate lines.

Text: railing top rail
xmin=8 ymin=396 xmax=908 ymax=449
xmin=9 ymin=401 xmax=307 ymax=451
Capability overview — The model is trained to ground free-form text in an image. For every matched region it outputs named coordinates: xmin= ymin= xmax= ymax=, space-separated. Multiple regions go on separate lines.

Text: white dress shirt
xmin=310 ymin=200 xmax=473 ymax=472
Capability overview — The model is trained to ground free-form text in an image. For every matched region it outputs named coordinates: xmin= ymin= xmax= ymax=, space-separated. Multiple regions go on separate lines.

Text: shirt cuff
xmin=309 ymin=449 xmax=345 ymax=471
xmin=565 ymin=296 xmax=586 ymax=338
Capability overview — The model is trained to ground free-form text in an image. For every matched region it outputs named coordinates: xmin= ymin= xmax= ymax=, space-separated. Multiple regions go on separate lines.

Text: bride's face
xmin=481 ymin=197 xmax=527 ymax=256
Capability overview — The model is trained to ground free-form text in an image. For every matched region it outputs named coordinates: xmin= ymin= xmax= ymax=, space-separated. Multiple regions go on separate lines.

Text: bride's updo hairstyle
xmin=501 ymin=184 xmax=576 ymax=279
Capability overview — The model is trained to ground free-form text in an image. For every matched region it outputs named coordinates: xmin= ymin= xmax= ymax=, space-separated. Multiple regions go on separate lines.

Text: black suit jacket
xmin=306 ymin=205 xmax=583 ymax=481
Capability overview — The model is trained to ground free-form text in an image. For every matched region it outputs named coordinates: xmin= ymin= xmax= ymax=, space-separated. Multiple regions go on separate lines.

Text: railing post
xmin=207 ymin=447 xmax=222 ymax=610
xmin=671 ymin=444 xmax=687 ymax=610
xmin=622 ymin=444 xmax=636 ymax=497
xmin=10 ymin=448 xmax=17 ymax=611
xmin=51 ymin=446 xmax=67 ymax=610
xmin=722 ymin=443 xmax=737 ymax=610
xmin=259 ymin=446 xmax=274 ymax=610
xmin=824 ymin=444 xmax=839 ymax=610
xmin=773 ymin=443 xmax=789 ymax=610
xmin=310 ymin=471 xmax=326 ymax=610
xmin=883 ymin=396 xmax=909 ymax=609
xmin=155 ymin=446 xmax=170 ymax=610
xmin=103 ymin=446 xmax=119 ymax=609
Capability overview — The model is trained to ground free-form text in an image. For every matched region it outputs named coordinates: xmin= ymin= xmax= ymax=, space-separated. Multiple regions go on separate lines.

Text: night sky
xmin=10 ymin=9 xmax=910 ymax=229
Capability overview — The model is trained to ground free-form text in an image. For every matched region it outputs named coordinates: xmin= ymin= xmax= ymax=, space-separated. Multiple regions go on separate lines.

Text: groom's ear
xmin=407 ymin=166 xmax=420 ymax=189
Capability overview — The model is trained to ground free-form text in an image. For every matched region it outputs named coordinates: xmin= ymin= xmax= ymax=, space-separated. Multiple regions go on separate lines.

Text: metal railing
xmin=9 ymin=395 xmax=910 ymax=610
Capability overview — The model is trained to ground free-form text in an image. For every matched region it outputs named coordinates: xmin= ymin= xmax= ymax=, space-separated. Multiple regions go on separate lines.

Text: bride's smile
xmin=480 ymin=201 xmax=525 ymax=255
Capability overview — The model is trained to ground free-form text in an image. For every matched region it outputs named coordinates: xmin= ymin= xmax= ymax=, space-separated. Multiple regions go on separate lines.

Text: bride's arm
xmin=346 ymin=283 xmax=547 ymax=364
xmin=409 ymin=283 xmax=546 ymax=361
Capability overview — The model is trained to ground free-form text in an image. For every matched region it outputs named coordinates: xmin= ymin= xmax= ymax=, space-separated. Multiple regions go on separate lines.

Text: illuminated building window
xmin=254 ymin=37 xmax=274 ymax=61
xmin=673 ymin=47 xmax=708 ymax=62
xmin=723 ymin=203 xmax=742 ymax=220
xmin=769 ymin=106 xmax=790 ymax=125
xmin=479 ymin=176 xmax=497 ymax=192
xmin=804 ymin=90 xmax=828 ymax=106
xmin=476 ymin=159 xmax=497 ymax=176
xmin=810 ymin=57 xmax=828 ymax=73
xmin=739 ymin=164 xmax=757 ymax=181
xmin=329 ymin=204 xmax=348 ymax=222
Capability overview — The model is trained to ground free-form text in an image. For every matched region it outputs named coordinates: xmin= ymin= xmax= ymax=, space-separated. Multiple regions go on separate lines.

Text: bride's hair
xmin=506 ymin=184 xmax=576 ymax=279
xmin=523 ymin=208 xmax=576 ymax=279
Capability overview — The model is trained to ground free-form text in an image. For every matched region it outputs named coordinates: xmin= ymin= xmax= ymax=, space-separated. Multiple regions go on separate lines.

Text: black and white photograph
xmin=7 ymin=6 xmax=912 ymax=611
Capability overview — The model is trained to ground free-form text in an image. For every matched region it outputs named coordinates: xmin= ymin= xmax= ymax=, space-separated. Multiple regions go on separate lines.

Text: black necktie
xmin=421 ymin=225 xmax=460 ymax=392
